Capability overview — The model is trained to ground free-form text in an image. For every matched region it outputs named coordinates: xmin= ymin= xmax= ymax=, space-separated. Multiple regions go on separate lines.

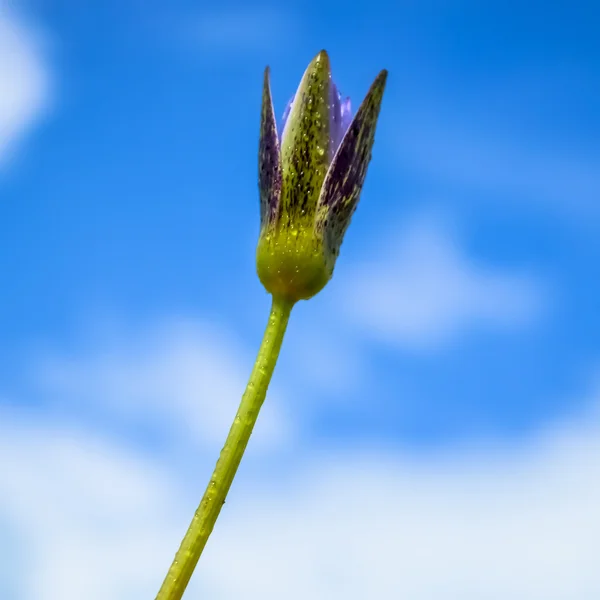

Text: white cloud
xmin=0 ymin=410 xmax=183 ymax=600
xmin=1 ymin=378 xmax=600 ymax=599
xmin=339 ymin=215 xmax=545 ymax=350
xmin=35 ymin=316 xmax=292 ymax=452
xmin=0 ymin=9 xmax=50 ymax=166
xmin=205 ymin=436 xmax=600 ymax=599
xmin=197 ymin=378 xmax=600 ymax=600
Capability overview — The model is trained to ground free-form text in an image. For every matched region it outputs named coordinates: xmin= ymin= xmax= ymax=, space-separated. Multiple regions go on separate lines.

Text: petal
xmin=329 ymin=82 xmax=343 ymax=160
xmin=280 ymin=95 xmax=294 ymax=139
xmin=316 ymin=70 xmax=387 ymax=258
xmin=279 ymin=50 xmax=332 ymax=225
xmin=340 ymin=96 xmax=352 ymax=137
xmin=258 ymin=66 xmax=282 ymax=230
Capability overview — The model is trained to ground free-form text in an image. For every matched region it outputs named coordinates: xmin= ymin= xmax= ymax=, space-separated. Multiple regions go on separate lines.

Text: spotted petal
xmin=258 ymin=66 xmax=282 ymax=230
xmin=279 ymin=50 xmax=332 ymax=226
xmin=316 ymin=70 xmax=387 ymax=258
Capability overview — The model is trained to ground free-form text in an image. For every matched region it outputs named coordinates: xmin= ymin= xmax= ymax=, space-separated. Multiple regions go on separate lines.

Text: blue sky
xmin=1 ymin=1 xmax=599 ymax=598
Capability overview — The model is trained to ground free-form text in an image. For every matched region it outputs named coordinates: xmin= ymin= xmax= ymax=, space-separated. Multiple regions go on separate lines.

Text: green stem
xmin=155 ymin=295 xmax=294 ymax=600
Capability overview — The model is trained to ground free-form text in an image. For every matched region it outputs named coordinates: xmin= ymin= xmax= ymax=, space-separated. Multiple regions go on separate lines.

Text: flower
xmin=257 ymin=50 xmax=387 ymax=302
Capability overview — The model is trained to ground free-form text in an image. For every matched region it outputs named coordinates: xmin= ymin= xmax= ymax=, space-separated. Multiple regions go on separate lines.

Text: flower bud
xmin=257 ymin=50 xmax=387 ymax=302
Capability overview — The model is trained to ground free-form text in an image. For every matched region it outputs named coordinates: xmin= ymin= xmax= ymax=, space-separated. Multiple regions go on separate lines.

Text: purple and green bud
xmin=257 ymin=50 xmax=387 ymax=302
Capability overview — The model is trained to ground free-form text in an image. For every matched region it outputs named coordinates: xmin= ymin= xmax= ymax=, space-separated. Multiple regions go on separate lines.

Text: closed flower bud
xmin=257 ymin=50 xmax=387 ymax=302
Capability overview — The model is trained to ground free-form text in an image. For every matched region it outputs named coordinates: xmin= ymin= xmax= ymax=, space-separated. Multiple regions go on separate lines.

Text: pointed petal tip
xmin=259 ymin=62 xmax=281 ymax=231
xmin=262 ymin=66 xmax=273 ymax=100
xmin=364 ymin=69 xmax=388 ymax=107
xmin=374 ymin=69 xmax=388 ymax=87
xmin=311 ymin=49 xmax=330 ymax=70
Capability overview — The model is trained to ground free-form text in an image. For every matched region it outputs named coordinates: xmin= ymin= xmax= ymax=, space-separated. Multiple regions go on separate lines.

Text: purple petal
xmin=329 ymin=82 xmax=343 ymax=160
xmin=329 ymin=83 xmax=352 ymax=159
xmin=316 ymin=70 xmax=387 ymax=258
xmin=258 ymin=67 xmax=282 ymax=229
xmin=280 ymin=96 xmax=294 ymax=139
xmin=340 ymin=96 xmax=352 ymax=137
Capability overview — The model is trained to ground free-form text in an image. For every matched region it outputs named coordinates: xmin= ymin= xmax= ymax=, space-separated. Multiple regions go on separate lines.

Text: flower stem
xmin=155 ymin=295 xmax=294 ymax=600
